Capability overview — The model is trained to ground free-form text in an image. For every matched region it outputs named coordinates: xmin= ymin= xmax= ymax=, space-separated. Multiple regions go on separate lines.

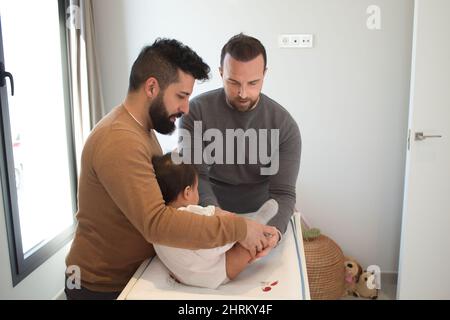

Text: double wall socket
xmin=279 ymin=34 xmax=314 ymax=48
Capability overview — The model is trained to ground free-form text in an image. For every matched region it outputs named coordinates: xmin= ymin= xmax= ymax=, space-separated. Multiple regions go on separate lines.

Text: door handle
xmin=415 ymin=132 xmax=442 ymax=141
xmin=0 ymin=62 xmax=14 ymax=96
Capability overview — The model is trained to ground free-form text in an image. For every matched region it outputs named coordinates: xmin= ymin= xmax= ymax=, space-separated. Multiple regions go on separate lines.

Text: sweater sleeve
xmin=267 ymin=119 xmax=301 ymax=234
xmin=93 ymin=129 xmax=246 ymax=249
xmin=179 ymin=102 xmax=219 ymax=207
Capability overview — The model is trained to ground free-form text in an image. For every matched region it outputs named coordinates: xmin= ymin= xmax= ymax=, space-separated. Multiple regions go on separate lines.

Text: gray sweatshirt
xmin=179 ymin=88 xmax=301 ymax=234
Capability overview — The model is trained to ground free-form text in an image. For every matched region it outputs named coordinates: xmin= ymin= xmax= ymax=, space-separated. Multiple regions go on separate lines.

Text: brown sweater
xmin=66 ymin=105 xmax=247 ymax=292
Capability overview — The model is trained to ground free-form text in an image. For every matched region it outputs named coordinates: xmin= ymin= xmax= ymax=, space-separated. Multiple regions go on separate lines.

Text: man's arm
xmin=267 ymin=119 xmax=301 ymax=235
xmin=179 ymin=102 xmax=219 ymax=207
xmin=94 ymin=129 xmax=242 ymax=250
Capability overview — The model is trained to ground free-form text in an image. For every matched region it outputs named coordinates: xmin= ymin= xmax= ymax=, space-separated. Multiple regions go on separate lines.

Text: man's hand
xmin=238 ymin=219 xmax=278 ymax=259
xmin=254 ymin=230 xmax=280 ymax=259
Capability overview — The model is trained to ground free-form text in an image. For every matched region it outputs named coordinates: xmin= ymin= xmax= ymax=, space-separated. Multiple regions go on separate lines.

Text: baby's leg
xmin=225 ymin=244 xmax=253 ymax=280
xmin=224 ymin=200 xmax=279 ymax=281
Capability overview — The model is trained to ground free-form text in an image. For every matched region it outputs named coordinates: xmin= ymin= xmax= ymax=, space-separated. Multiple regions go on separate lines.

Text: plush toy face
xmin=360 ymin=271 xmax=373 ymax=285
xmin=355 ymin=271 xmax=379 ymax=299
xmin=345 ymin=260 xmax=362 ymax=280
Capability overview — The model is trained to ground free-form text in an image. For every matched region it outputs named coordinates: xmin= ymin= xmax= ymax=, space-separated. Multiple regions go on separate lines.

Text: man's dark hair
xmin=220 ymin=33 xmax=267 ymax=69
xmin=129 ymin=38 xmax=210 ymax=92
xmin=152 ymin=153 xmax=198 ymax=204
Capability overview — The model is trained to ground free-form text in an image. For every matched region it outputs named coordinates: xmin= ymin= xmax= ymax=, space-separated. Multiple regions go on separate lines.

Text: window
xmin=0 ymin=0 xmax=77 ymax=285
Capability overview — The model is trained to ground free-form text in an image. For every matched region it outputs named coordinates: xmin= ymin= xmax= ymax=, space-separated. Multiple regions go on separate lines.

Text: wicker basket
xmin=303 ymin=233 xmax=345 ymax=300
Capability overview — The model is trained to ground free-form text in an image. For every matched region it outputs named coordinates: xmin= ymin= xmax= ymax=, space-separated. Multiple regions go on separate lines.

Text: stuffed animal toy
xmin=354 ymin=270 xmax=379 ymax=299
xmin=344 ymin=257 xmax=362 ymax=296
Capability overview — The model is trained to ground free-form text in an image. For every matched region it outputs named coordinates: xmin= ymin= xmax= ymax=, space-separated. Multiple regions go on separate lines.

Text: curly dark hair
xmin=129 ymin=38 xmax=210 ymax=92
xmin=152 ymin=152 xmax=198 ymax=204
xmin=220 ymin=33 xmax=267 ymax=69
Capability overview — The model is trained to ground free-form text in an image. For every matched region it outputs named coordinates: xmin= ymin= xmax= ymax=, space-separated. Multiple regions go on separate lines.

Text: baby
xmin=152 ymin=152 xmax=278 ymax=289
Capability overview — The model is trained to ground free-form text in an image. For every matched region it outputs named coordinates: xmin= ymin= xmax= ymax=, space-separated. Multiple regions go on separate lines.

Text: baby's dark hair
xmin=152 ymin=152 xmax=198 ymax=204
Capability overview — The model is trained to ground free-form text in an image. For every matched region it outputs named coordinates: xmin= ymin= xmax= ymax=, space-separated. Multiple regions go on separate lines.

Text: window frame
xmin=0 ymin=0 xmax=78 ymax=286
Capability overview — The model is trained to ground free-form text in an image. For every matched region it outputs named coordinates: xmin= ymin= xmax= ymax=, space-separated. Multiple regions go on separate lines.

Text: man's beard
xmin=228 ymin=96 xmax=259 ymax=112
xmin=149 ymin=94 xmax=183 ymax=135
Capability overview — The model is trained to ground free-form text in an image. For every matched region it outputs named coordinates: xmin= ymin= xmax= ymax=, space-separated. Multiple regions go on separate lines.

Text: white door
xmin=397 ymin=0 xmax=450 ymax=299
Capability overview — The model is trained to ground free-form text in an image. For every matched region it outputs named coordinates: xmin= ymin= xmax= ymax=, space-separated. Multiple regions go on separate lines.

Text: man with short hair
xmin=65 ymin=38 xmax=277 ymax=300
xmin=180 ymin=34 xmax=301 ymax=248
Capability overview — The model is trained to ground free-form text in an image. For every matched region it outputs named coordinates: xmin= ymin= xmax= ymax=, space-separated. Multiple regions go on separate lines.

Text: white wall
xmin=0 ymin=182 xmax=70 ymax=299
xmin=92 ymin=0 xmax=414 ymax=273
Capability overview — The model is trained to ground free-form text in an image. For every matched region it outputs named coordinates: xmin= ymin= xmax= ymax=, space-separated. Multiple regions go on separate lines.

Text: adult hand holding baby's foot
xmin=254 ymin=230 xmax=280 ymax=259
xmin=239 ymin=220 xmax=278 ymax=259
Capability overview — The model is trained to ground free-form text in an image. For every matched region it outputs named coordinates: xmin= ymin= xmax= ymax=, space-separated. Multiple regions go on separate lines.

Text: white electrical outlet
xmin=279 ymin=34 xmax=314 ymax=48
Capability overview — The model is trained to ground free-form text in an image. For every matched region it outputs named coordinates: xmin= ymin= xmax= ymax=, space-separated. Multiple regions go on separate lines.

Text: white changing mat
xmin=118 ymin=212 xmax=310 ymax=300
